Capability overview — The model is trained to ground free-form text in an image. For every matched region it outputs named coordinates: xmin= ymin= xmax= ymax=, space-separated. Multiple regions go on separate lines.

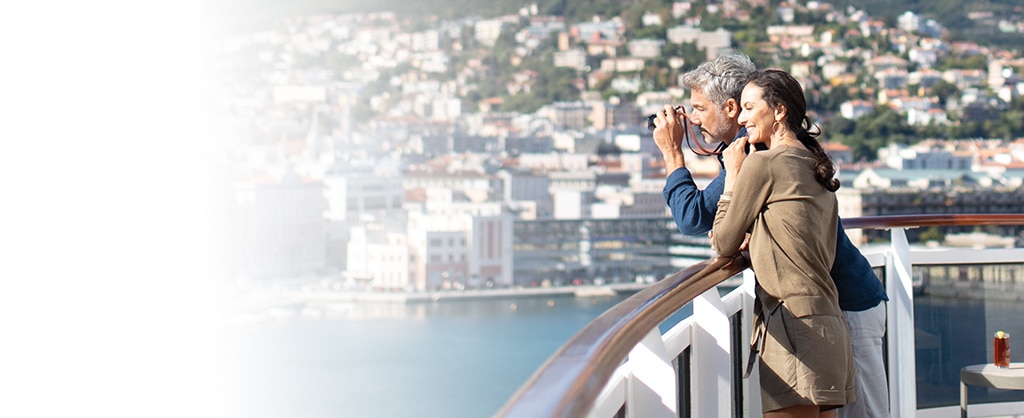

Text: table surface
xmin=961 ymin=363 xmax=1024 ymax=390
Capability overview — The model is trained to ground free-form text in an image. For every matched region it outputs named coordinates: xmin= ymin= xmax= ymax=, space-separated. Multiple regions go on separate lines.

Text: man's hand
xmin=652 ymin=104 xmax=687 ymax=175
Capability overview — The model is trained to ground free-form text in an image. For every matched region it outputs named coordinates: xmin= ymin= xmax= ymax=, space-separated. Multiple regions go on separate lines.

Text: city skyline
xmin=205 ymin=0 xmax=1024 ymax=289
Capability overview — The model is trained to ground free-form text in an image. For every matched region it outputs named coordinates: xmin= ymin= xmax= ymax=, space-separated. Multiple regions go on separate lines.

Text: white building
xmin=627 ymin=39 xmax=664 ymax=59
xmin=908 ymin=48 xmax=938 ymax=68
xmin=346 ymin=223 xmax=410 ymax=290
xmin=666 ymin=25 xmax=702 ymax=44
xmin=875 ymin=68 xmax=909 ymax=90
xmin=495 ymin=169 xmax=552 ymax=219
xmin=840 ymin=100 xmax=875 ymax=120
xmin=323 ymin=167 xmax=404 ymax=222
xmin=517 ymin=152 xmax=590 ymax=171
xmin=836 ymin=187 xmax=865 ymax=245
xmin=943 ymin=69 xmax=987 ymax=90
xmin=406 ymin=202 xmax=514 ymax=290
xmin=430 ymin=96 xmax=463 ymax=122
xmin=475 ymin=19 xmax=506 ymax=46
xmin=610 ymin=76 xmax=642 ymax=93
xmin=696 ymin=28 xmax=732 ymax=59
xmin=552 ymin=190 xmax=590 ymax=219
xmin=553 ymin=49 xmax=588 ymax=71
xmin=766 ymin=25 xmax=815 ymax=43
xmin=469 ymin=215 xmax=515 ymax=288
xmin=410 ymin=29 xmax=441 ymax=51
xmin=233 ymin=176 xmax=327 ymax=280
xmin=850 ymin=168 xmax=980 ymax=190
xmin=600 ymin=57 xmax=646 ymax=73
xmin=641 ymin=11 xmax=663 ymax=27
xmin=909 ymin=69 xmax=944 ymax=88
xmin=821 ymin=60 xmax=848 ymax=81
xmin=403 ymin=169 xmax=498 ymax=204
xmin=897 ymin=11 xmax=921 ymax=33
xmin=907 ymin=108 xmax=949 ymax=126
xmin=878 ymin=144 xmax=972 ymax=170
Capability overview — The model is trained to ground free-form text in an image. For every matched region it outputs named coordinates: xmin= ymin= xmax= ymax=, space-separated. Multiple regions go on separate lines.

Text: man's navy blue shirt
xmin=662 ymin=150 xmax=888 ymax=312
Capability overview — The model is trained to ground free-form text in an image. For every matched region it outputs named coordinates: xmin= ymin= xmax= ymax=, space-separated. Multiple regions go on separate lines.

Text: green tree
xmin=918 ymin=226 xmax=945 ymax=244
xmin=917 ymin=121 xmax=948 ymax=140
xmin=927 ymin=80 xmax=959 ymax=106
xmin=1000 ymin=102 xmax=1024 ymax=140
xmin=817 ymin=83 xmax=852 ymax=112
xmin=936 ymin=54 xmax=989 ymax=71
xmin=825 ymin=116 xmax=856 ymax=136
xmin=539 ymin=0 xmax=623 ymax=22
xmin=830 ymin=106 xmax=916 ymax=161
xmin=662 ymin=42 xmax=702 ymax=71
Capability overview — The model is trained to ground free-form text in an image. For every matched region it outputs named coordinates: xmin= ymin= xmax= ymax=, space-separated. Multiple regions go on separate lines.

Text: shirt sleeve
xmin=663 ymin=167 xmax=725 ymax=236
xmin=711 ymin=155 xmax=773 ymax=256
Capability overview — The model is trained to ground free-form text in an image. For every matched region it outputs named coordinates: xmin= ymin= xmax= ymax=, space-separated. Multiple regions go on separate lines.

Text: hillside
xmin=205 ymin=0 xmax=1024 ymax=49
xmin=836 ymin=0 xmax=1024 ymax=47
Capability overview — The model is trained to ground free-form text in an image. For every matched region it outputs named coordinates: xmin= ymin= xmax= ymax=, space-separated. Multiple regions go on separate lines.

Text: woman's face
xmin=737 ymin=83 xmax=778 ymax=146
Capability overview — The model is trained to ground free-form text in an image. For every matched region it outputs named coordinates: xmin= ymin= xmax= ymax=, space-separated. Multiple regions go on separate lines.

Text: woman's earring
xmin=771 ymin=121 xmax=783 ymax=141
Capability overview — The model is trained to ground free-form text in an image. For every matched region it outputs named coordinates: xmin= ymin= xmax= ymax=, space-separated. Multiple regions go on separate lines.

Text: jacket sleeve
xmin=711 ymin=155 xmax=772 ymax=256
xmin=663 ymin=167 xmax=725 ymax=236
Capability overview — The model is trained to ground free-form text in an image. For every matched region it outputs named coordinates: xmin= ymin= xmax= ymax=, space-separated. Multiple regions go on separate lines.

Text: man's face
xmin=688 ymin=89 xmax=739 ymax=144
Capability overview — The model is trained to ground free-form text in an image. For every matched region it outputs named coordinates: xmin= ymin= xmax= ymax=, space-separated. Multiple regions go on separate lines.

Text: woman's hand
xmin=709 ymin=229 xmax=750 ymax=253
xmin=721 ymin=135 xmax=752 ymax=194
xmin=723 ymin=135 xmax=750 ymax=176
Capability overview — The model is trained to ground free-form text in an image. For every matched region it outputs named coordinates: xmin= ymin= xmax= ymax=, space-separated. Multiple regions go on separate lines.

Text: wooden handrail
xmin=496 ymin=213 xmax=1024 ymax=418
xmin=842 ymin=213 xmax=1024 ymax=229
xmin=495 ymin=255 xmax=749 ymax=418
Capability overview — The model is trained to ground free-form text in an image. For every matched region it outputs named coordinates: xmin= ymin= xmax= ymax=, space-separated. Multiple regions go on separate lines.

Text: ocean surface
xmin=221 ymin=293 xmax=671 ymax=418
xmin=220 ymin=291 xmax=1024 ymax=417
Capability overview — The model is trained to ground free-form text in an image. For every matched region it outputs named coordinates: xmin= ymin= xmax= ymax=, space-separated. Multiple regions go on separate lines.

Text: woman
xmin=711 ymin=69 xmax=855 ymax=418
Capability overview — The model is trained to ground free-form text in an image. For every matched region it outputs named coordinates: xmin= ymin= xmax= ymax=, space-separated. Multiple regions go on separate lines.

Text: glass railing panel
xmin=676 ymin=348 xmax=691 ymax=418
xmin=655 ymin=281 xmax=741 ymax=334
xmin=729 ymin=312 xmax=744 ymax=418
xmin=913 ymin=263 xmax=1024 ymax=409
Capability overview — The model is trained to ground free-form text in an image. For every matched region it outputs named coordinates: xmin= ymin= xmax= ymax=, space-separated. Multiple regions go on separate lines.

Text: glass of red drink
xmin=995 ymin=330 xmax=1011 ymax=368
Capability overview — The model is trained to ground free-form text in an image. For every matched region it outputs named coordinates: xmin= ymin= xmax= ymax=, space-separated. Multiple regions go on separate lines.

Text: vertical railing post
xmin=626 ymin=328 xmax=677 ymax=418
xmin=740 ymin=269 xmax=760 ymax=418
xmin=691 ymin=288 xmax=731 ymax=417
xmin=886 ymin=227 xmax=917 ymax=418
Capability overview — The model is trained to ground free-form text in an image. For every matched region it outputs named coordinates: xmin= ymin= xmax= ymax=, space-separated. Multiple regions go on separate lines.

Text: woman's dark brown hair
xmin=746 ymin=69 xmax=840 ymax=192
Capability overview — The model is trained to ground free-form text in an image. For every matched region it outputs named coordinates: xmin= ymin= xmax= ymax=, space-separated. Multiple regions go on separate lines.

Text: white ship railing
xmin=497 ymin=214 xmax=1024 ymax=418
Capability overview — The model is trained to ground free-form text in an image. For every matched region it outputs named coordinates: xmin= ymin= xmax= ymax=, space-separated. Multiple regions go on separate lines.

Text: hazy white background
xmin=1 ymin=1 xmax=226 ymax=417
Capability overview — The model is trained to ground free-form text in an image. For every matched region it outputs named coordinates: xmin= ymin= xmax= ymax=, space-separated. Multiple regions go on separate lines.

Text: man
xmin=651 ymin=53 xmax=891 ymax=418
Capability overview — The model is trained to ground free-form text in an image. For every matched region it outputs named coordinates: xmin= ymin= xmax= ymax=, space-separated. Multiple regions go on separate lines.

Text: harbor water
xmin=221 ymin=290 xmax=1024 ymax=417
xmin=222 ymin=294 xmax=657 ymax=418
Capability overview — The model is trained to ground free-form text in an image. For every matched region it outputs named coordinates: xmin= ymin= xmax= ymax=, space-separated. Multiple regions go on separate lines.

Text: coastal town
xmin=203 ymin=0 xmax=1024 ymax=295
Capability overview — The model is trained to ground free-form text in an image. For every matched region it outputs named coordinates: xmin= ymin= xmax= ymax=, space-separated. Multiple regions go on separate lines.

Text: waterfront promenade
xmin=228 ymin=276 xmax=743 ymax=320
xmin=281 ymin=283 xmax=650 ymax=304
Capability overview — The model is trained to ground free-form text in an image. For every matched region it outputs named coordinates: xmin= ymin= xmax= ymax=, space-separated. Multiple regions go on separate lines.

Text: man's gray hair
xmin=680 ymin=53 xmax=756 ymax=106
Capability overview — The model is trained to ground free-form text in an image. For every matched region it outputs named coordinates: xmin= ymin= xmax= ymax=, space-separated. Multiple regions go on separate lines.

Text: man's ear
xmin=724 ymin=98 xmax=740 ymax=119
